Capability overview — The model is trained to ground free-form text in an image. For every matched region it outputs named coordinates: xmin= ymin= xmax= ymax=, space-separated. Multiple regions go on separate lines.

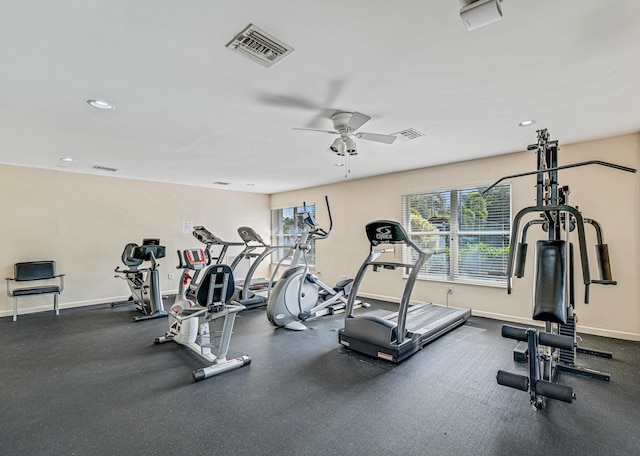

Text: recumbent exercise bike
xmin=112 ymin=239 xmax=168 ymax=322
xmin=154 ymin=248 xmax=251 ymax=382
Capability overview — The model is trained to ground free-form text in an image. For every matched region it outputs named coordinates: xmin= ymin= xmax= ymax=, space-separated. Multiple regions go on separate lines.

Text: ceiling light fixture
xmin=329 ymin=138 xmax=347 ymax=156
xmin=60 ymin=157 xmax=76 ymax=162
xmin=329 ymin=138 xmax=342 ymax=154
xmin=344 ymin=136 xmax=357 ymax=155
xmin=518 ymin=120 xmax=537 ymax=127
xmin=87 ymin=99 xmax=115 ymax=110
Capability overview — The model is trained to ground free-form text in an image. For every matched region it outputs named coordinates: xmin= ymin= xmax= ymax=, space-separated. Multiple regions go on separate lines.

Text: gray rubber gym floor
xmin=2 ymin=299 xmax=639 ymax=456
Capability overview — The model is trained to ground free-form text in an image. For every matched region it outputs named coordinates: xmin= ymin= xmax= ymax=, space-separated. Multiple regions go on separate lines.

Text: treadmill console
xmin=366 ymin=221 xmax=410 ymax=246
xmin=237 ymin=226 xmax=265 ymax=244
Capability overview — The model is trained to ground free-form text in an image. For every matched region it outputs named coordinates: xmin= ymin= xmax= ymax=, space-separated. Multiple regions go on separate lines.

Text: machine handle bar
xmin=483 ymin=160 xmax=636 ymax=194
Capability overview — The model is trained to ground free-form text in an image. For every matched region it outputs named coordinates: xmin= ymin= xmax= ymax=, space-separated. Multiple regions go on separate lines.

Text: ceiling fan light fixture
xmin=344 ymin=136 xmax=357 ymax=155
xmin=330 ymin=138 xmax=347 ymax=155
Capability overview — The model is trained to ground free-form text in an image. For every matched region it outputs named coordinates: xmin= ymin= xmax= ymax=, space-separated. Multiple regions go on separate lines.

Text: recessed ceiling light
xmin=335 ymin=163 xmax=345 ymax=167
xmin=87 ymin=99 xmax=115 ymax=110
xmin=60 ymin=157 xmax=76 ymax=162
xmin=518 ymin=120 xmax=536 ymax=127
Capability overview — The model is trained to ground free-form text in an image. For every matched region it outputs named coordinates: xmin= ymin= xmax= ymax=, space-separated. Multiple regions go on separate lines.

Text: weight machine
xmin=489 ymin=129 xmax=636 ymax=409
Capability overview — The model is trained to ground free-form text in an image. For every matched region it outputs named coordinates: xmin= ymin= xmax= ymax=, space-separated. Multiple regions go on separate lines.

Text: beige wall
xmin=3 ymin=133 xmax=638 ymax=339
xmin=270 ymin=133 xmax=640 ymax=340
xmin=1 ymin=165 xmax=270 ymax=316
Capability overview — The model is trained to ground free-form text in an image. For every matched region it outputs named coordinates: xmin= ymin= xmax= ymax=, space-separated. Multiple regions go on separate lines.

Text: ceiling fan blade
xmin=347 ymin=112 xmax=371 ymax=130
xmin=306 ymin=79 xmax=348 ymax=128
xmin=293 ymin=127 xmax=338 ymax=135
xmin=324 ymin=79 xmax=346 ymax=107
xmin=257 ymin=94 xmax=319 ymax=110
xmin=307 ymin=108 xmax=338 ymax=128
xmin=356 ymin=132 xmax=397 ymax=144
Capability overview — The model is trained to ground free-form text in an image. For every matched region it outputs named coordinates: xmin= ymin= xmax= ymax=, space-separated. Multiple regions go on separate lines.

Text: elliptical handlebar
xmin=175 ymin=250 xmax=186 ymax=270
xmin=312 ymin=196 xmax=333 ymax=240
xmin=175 ymin=248 xmax=208 ymax=271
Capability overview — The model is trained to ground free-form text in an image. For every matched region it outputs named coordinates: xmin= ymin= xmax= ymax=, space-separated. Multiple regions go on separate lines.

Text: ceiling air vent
xmin=226 ymin=24 xmax=294 ymax=68
xmin=212 ymin=181 xmax=230 ymax=186
xmin=392 ymin=128 xmax=425 ymax=142
xmin=92 ymin=165 xmax=118 ymax=172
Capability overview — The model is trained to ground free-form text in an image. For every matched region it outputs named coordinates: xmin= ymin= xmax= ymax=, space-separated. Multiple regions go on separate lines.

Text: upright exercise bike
xmin=113 ymin=239 xmax=168 ymax=322
xmin=266 ymin=197 xmax=357 ymax=330
xmin=154 ymin=248 xmax=251 ymax=382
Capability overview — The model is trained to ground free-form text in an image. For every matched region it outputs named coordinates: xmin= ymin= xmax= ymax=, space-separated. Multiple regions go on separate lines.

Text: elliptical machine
xmin=113 ymin=239 xmax=168 ymax=322
xmin=266 ymin=197 xmax=357 ymax=331
xmin=154 ymin=249 xmax=251 ymax=382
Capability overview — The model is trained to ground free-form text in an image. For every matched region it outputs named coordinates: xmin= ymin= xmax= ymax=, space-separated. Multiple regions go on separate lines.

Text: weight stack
xmin=559 ymin=314 xmax=577 ymax=365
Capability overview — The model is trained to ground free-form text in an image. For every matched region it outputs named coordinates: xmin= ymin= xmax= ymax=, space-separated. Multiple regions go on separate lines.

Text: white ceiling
xmin=1 ymin=1 xmax=639 ymax=194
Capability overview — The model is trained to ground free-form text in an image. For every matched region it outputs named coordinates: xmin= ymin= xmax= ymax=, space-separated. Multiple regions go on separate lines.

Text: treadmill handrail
xmin=369 ymin=261 xmax=415 ymax=269
xmin=396 ymin=248 xmax=428 ymax=344
xmin=345 ymin=220 xmax=438 ymax=345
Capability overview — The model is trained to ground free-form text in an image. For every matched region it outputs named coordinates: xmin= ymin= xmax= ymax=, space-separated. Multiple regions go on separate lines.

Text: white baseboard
xmin=1 ymin=290 xmax=179 ymax=319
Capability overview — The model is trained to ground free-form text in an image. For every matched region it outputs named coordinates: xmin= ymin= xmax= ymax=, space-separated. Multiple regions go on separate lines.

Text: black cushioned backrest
xmin=14 ymin=261 xmax=56 ymax=281
xmin=195 ymin=264 xmax=235 ymax=306
xmin=533 ymin=240 xmax=567 ymax=324
xmin=121 ymin=243 xmax=144 ymax=268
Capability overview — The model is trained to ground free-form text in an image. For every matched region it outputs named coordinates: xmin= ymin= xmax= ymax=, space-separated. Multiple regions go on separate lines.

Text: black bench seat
xmin=6 ymin=261 xmax=65 ymax=321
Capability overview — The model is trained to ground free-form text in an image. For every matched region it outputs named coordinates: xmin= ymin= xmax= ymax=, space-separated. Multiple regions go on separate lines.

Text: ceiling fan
xmin=293 ymin=111 xmax=396 ymax=156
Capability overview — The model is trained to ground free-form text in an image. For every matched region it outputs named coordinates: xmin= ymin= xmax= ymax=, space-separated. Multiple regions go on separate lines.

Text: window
xmin=271 ymin=204 xmax=316 ymax=265
xmin=401 ymin=183 xmax=511 ymax=286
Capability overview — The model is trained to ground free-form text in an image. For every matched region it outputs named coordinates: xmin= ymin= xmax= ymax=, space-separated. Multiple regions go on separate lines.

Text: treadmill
xmin=230 ymin=226 xmax=280 ymax=309
xmin=338 ymin=220 xmax=471 ymax=362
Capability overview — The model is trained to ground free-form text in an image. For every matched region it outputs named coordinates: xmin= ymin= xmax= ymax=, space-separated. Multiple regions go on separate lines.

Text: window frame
xmin=270 ymin=203 xmax=317 ymax=266
xmin=401 ymin=182 xmax=512 ymax=287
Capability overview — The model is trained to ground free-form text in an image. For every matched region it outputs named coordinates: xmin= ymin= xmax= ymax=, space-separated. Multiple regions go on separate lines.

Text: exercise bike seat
xmin=121 ymin=243 xmax=144 ymax=269
xmin=194 ymin=264 xmax=236 ymax=308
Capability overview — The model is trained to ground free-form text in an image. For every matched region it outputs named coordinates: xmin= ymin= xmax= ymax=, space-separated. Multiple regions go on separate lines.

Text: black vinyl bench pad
xmin=6 ymin=260 xmax=65 ymax=321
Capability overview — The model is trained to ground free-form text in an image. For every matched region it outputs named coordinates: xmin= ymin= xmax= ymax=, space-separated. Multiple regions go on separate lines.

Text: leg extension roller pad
xmin=536 ymin=380 xmax=575 ymax=403
xmin=497 ymin=370 xmax=529 ymax=392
